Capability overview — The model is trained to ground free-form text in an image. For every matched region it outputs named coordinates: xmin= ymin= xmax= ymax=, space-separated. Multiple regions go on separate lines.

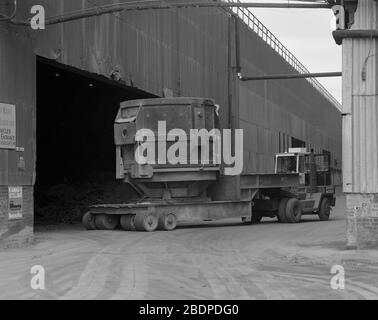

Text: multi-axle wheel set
xmin=82 ymin=195 xmax=332 ymax=232
xmin=82 ymin=211 xmax=177 ymax=232
xmin=81 ymin=199 xmax=253 ymax=232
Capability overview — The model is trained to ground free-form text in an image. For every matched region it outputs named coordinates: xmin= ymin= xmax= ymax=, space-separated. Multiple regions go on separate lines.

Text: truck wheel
xmin=251 ymin=211 xmax=263 ymax=224
xmin=278 ymin=198 xmax=289 ymax=223
xmin=95 ymin=214 xmax=119 ymax=230
xmin=318 ymin=198 xmax=331 ymax=221
xmin=285 ymin=198 xmax=302 ymax=223
xmin=120 ymin=215 xmax=136 ymax=231
xmin=134 ymin=213 xmax=158 ymax=232
xmin=158 ymin=213 xmax=177 ymax=231
xmin=82 ymin=212 xmax=96 ymax=230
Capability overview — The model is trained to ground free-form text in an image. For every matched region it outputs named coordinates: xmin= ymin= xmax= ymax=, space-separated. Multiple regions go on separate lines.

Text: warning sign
xmin=8 ymin=187 xmax=23 ymax=220
xmin=0 ymin=103 xmax=16 ymax=149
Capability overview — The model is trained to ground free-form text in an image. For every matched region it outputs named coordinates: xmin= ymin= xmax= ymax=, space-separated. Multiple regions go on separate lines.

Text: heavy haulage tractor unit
xmin=82 ymin=97 xmax=336 ymax=232
xmin=274 ymin=148 xmax=336 ymax=222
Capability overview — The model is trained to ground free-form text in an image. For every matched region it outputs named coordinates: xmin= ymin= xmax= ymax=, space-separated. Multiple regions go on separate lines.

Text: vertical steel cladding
xmin=342 ymin=0 xmax=378 ymax=193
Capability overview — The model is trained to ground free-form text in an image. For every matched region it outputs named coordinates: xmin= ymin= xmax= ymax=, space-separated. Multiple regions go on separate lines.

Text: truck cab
xmin=275 ymin=148 xmax=332 ymax=187
xmin=274 ymin=148 xmax=336 ymax=221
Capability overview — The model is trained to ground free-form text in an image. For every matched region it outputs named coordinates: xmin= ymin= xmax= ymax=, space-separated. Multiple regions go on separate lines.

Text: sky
xmin=239 ymin=0 xmax=342 ymax=102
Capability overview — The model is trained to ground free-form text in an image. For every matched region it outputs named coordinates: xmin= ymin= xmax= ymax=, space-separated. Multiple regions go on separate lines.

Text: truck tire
xmin=134 ymin=213 xmax=158 ymax=232
xmin=318 ymin=198 xmax=331 ymax=221
xmin=158 ymin=213 xmax=177 ymax=231
xmin=95 ymin=214 xmax=119 ymax=230
xmin=82 ymin=212 xmax=96 ymax=230
xmin=120 ymin=215 xmax=136 ymax=231
xmin=285 ymin=198 xmax=302 ymax=223
xmin=278 ymin=198 xmax=289 ymax=223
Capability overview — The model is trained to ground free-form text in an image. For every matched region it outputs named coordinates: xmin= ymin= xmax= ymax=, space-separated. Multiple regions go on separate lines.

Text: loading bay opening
xmin=35 ymin=57 xmax=155 ymax=225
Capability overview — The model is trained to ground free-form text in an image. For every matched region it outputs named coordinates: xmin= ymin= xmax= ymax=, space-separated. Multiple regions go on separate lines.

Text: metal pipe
xmin=8 ymin=0 xmax=332 ymax=26
xmin=333 ymin=29 xmax=378 ymax=45
xmin=234 ymin=16 xmax=241 ymax=74
xmin=238 ymin=72 xmax=342 ymax=81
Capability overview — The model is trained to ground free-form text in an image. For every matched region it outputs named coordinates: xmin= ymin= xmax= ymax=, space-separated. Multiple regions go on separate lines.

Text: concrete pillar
xmin=342 ymin=0 xmax=378 ymax=249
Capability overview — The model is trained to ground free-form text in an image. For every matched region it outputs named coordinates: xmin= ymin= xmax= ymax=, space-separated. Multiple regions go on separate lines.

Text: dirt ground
xmin=1 ymin=194 xmax=378 ymax=300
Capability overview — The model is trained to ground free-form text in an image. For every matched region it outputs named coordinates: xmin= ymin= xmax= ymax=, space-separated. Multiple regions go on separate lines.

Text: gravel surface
xmin=1 ymin=194 xmax=378 ymax=300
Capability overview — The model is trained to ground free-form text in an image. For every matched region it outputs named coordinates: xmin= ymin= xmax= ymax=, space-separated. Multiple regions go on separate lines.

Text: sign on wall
xmin=0 ymin=103 xmax=16 ymax=149
xmin=8 ymin=187 xmax=23 ymax=220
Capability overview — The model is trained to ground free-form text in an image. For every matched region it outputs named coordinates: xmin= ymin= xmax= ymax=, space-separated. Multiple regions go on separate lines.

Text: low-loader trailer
xmin=82 ymin=98 xmax=336 ymax=232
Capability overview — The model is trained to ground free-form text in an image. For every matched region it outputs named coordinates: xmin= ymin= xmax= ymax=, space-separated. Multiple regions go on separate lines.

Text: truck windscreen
xmin=276 ymin=156 xmax=297 ymax=174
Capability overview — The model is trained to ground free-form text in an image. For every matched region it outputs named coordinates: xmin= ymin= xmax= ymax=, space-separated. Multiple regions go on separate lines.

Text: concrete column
xmin=342 ymin=0 xmax=378 ymax=248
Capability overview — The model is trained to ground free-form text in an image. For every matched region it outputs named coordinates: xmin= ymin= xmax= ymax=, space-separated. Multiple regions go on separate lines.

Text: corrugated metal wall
xmin=26 ymin=1 xmax=230 ymax=105
xmin=342 ymin=0 xmax=378 ymax=193
xmin=1 ymin=0 xmax=342 ymax=184
xmin=238 ymin=21 xmax=342 ymax=173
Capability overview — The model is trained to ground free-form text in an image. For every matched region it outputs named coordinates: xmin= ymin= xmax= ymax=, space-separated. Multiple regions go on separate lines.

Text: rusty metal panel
xmin=0 ymin=25 xmax=35 ymax=186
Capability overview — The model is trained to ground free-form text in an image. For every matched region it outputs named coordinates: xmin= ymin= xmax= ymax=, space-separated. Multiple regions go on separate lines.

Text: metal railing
xmin=224 ymin=0 xmax=341 ymax=110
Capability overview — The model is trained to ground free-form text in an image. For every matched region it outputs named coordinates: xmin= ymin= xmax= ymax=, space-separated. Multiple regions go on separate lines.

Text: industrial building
xmin=0 ymin=0 xmax=342 ymax=247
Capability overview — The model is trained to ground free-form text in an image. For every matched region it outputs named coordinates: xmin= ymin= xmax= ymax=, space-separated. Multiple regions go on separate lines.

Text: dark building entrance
xmin=35 ymin=57 xmax=155 ymax=225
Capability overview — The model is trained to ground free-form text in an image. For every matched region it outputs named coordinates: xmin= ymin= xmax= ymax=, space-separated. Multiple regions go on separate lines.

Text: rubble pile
xmin=34 ymin=182 xmax=135 ymax=224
